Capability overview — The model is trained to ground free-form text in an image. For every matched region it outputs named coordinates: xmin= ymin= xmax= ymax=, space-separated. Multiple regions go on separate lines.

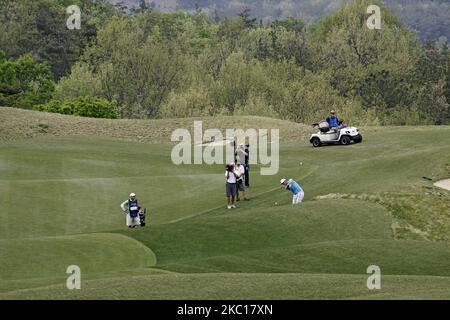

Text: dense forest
xmin=109 ymin=0 xmax=450 ymax=42
xmin=0 ymin=0 xmax=449 ymax=125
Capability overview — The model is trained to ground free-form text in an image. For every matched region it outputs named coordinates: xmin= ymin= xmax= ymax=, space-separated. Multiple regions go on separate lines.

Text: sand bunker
xmin=434 ymin=179 xmax=450 ymax=191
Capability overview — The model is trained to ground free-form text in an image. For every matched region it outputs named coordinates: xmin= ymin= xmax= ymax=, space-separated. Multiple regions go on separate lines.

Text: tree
xmin=0 ymin=53 xmax=54 ymax=108
xmin=34 ymin=2 xmax=448 ymax=124
xmin=238 ymin=8 xmax=257 ymax=29
xmin=54 ymin=63 xmax=102 ymax=101
xmin=131 ymin=0 xmax=152 ymax=14
xmin=272 ymin=17 xmax=305 ymax=33
xmin=78 ymin=15 xmax=187 ymax=118
xmin=0 ymin=0 xmax=118 ymax=80
xmin=308 ymin=0 xmax=432 ymax=123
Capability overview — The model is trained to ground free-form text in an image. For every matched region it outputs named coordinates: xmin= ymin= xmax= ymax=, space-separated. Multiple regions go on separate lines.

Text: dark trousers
xmin=244 ymin=165 xmax=249 ymax=187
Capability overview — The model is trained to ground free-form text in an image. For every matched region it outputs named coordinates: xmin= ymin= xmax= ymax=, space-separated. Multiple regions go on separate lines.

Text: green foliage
xmin=234 ymin=94 xmax=279 ymax=118
xmin=8 ymin=0 xmax=448 ymax=125
xmin=209 ymin=51 xmax=257 ymax=112
xmin=145 ymin=0 xmax=450 ymax=42
xmin=272 ymin=17 xmax=305 ymax=33
xmin=0 ymin=54 xmax=54 ymax=108
xmin=34 ymin=97 xmax=118 ymax=119
xmin=279 ymin=71 xmax=359 ymax=124
xmin=78 ymin=13 xmax=189 ymax=118
xmin=159 ymin=87 xmax=213 ymax=118
xmin=238 ymin=8 xmax=257 ymax=29
xmin=309 ymin=0 xmax=449 ymax=125
xmin=54 ymin=63 xmax=102 ymax=101
xmin=0 ymin=0 xmax=120 ymax=79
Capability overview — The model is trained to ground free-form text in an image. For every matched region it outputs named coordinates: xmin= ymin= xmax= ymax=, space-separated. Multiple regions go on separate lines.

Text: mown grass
xmin=2 ymin=273 xmax=450 ymax=300
xmin=0 ymin=109 xmax=449 ymax=299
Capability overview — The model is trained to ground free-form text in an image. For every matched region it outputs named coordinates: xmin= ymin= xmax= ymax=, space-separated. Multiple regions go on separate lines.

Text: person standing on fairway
xmin=280 ymin=178 xmax=304 ymax=205
xmin=235 ymin=160 xmax=248 ymax=201
xmin=120 ymin=193 xmax=141 ymax=228
xmin=225 ymin=163 xmax=238 ymax=209
xmin=236 ymin=144 xmax=250 ymax=187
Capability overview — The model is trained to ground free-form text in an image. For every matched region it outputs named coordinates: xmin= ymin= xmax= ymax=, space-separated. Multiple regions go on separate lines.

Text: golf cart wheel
xmin=311 ymin=137 xmax=321 ymax=148
xmin=340 ymin=136 xmax=351 ymax=145
xmin=354 ymin=135 xmax=363 ymax=143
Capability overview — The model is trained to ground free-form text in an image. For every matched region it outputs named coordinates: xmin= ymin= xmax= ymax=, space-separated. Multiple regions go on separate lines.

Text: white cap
xmin=129 ymin=193 xmax=136 ymax=197
xmin=280 ymin=178 xmax=286 ymax=185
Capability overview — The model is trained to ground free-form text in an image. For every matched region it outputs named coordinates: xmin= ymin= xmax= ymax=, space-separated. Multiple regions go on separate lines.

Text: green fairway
xmin=3 ymin=273 xmax=450 ymax=300
xmin=1 ymin=112 xmax=450 ymax=299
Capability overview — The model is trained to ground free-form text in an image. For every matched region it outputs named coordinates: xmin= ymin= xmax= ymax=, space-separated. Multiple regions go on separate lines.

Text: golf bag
xmin=318 ymin=120 xmax=330 ymax=133
xmin=139 ymin=208 xmax=147 ymax=227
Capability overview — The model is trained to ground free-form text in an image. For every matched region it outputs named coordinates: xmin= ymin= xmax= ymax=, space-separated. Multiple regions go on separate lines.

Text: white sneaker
xmin=227 ymin=206 xmax=232 ymax=209
xmin=231 ymin=205 xmax=236 ymax=208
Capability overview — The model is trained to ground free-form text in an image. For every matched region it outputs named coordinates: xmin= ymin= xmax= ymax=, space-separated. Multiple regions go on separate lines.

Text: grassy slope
xmin=0 ymin=108 xmax=449 ymax=299
xmin=0 ymin=234 xmax=156 ymax=281
xmin=0 ymin=108 xmax=311 ymax=143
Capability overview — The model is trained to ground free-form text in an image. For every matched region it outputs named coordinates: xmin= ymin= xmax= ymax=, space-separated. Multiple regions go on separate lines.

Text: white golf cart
xmin=309 ymin=120 xmax=362 ymax=147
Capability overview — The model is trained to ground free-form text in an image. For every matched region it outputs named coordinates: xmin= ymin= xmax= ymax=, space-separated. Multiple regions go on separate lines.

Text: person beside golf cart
xmin=120 ymin=193 xmax=143 ymax=228
xmin=280 ymin=178 xmax=304 ymax=205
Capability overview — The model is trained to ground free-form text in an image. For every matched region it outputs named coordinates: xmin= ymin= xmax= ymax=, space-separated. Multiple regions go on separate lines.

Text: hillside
xmin=2 ymin=1 xmax=449 ymax=126
xmin=0 ymin=107 xmax=311 ymax=143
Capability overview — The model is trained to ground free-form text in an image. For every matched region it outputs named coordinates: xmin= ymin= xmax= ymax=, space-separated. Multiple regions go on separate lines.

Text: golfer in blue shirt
xmin=280 ymin=178 xmax=305 ymax=205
